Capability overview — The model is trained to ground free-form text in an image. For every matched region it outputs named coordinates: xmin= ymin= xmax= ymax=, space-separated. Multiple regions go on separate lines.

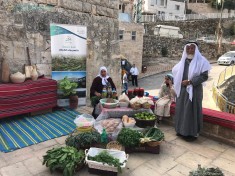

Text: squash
xmin=122 ymin=115 xmax=129 ymax=123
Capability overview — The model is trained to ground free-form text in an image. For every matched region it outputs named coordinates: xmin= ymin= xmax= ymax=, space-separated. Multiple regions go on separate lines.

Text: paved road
xmin=129 ymin=63 xmax=227 ymax=111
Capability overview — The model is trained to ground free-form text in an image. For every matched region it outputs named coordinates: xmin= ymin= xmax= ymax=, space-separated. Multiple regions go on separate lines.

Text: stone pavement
xmin=0 ymin=105 xmax=235 ymax=176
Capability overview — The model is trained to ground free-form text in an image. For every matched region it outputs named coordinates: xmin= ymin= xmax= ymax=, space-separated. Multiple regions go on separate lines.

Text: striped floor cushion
xmin=0 ymin=78 xmax=57 ymax=119
xmin=170 ymin=103 xmax=235 ymax=130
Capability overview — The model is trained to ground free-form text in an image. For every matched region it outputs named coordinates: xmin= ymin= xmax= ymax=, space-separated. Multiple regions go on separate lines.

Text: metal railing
xmin=140 ymin=12 xmax=235 ymax=22
xmin=213 ymin=65 xmax=235 ymax=114
xmin=217 ymin=65 xmax=235 ymax=86
xmin=212 ymin=85 xmax=235 ymax=114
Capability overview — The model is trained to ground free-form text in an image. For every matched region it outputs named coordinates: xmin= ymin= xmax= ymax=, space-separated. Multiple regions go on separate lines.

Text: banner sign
xmin=50 ymin=24 xmax=87 ymax=106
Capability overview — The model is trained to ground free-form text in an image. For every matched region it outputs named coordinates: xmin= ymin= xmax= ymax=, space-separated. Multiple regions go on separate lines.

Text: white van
xmin=154 ymin=25 xmax=183 ymax=39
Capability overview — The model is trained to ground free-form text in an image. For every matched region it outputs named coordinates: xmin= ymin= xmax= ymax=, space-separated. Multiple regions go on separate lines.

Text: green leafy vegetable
xmin=59 ymin=76 xmax=78 ymax=97
xmin=66 ymin=131 xmax=101 ymax=149
xmin=140 ymin=127 xmax=164 ymax=143
xmin=42 ymin=146 xmax=85 ymax=176
xmin=189 ymin=165 xmax=224 ymax=176
xmin=88 ymin=151 xmax=126 ymax=173
xmin=117 ymin=128 xmax=143 ymax=147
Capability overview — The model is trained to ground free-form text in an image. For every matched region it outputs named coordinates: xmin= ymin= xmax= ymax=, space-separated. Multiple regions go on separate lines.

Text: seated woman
xmin=90 ymin=66 xmax=116 ymax=118
xmin=154 ymin=74 xmax=176 ymax=122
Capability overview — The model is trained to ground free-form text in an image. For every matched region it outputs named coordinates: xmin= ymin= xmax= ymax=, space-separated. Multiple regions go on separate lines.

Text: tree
xmin=211 ymin=0 xmax=235 ymax=10
xmin=216 ymin=0 xmax=224 ymax=57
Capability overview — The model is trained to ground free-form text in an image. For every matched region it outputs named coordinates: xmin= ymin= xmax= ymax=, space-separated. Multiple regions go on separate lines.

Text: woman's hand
xmin=95 ymin=92 xmax=101 ymax=97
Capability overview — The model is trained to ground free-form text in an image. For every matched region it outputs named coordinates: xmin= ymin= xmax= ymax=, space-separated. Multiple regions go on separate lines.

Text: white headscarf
xmin=172 ymin=43 xmax=211 ymax=101
xmin=97 ymin=66 xmax=110 ymax=85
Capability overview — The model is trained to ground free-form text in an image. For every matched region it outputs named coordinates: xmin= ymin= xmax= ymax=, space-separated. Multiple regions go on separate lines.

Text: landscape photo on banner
xmin=50 ymin=24 xmax=87 ymax=106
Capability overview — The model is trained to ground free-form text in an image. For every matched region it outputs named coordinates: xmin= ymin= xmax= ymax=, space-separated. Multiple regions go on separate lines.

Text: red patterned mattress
xmin=0 ymin=78 xmax=57 ymax=119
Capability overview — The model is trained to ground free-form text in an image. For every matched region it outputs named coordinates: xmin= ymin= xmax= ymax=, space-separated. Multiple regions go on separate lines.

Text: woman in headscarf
xmin=154 ymin=74 xmax=176 ymax=122
xmin=90 ymin=66 xmax=116 ymax=118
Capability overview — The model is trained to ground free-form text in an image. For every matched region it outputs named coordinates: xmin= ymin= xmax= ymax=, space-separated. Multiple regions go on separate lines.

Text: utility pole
xmin=216 ymin=0 xmax=224 ymax=57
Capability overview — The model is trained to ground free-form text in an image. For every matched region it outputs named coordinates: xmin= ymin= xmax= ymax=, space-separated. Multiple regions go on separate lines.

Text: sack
xmin=118 ymin=93 xmax=130 ymax=103
xmin=94 ymin=118 xmax=122 ymax=140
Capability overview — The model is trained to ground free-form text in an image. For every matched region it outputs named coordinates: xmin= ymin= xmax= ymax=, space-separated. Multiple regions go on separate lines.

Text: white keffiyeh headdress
xmin=172 ymin=43 xmax=211 ymax=101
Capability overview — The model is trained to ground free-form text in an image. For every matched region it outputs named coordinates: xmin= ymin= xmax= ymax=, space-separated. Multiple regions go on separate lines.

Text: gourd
xmin=122 ymin=115 xmax=129 ymax=123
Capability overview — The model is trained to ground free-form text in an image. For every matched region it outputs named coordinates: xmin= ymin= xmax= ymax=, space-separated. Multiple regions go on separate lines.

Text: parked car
xmin=231 ymin=40 xmax=235 ymax=45
xmin=197 ymin=36 xmax=215 ymax=43
xmin=217 ymin=51 xmax=235 ymax=65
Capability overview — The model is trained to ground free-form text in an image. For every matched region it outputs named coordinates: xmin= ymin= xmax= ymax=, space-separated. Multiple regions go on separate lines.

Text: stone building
xmin=119 ymin=22 xmax=144 ymax=72
xmin=0 ymin=0 xmax=122 ymax=103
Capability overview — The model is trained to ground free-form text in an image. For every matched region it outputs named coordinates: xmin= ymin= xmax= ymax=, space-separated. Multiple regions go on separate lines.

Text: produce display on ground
xmin=65 ymin=131 xmax=101 ymax=149
xmin=101 ymin=118 xmax=120 ymax=133
xmin=122 ymin=115 xmax=136 ymax=128
xmin=134 ymin=112 xmax=156 ymax=120
xmin=117 ymin=128 xmax=144 ymax=148
xmin=42 ymin=146 xmax=85 ymax=176
xmin=189 ymin=165 xmax=224 ymax=176
xmin=140 ymin=127 xmax=165 ymax=143
xmin=87 ymin=150 xmax=126 ymax=173
xmin=42 ymin=105 xmax=223 ymax=176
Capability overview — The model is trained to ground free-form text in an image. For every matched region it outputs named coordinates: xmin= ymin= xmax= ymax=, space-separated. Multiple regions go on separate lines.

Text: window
xmin=119 ymin=30 xmax=124 ymax=40
xmin=175 ymin=5 xmax=180 ymax=10
xmin=150 ymin=0 xmax=154 ymax=6
xmin=132 ymin=31 xmax=136 ymax=40
xmin=119 ymin=4 xmax=122 ymax=10
xmin=160 ymin=0 xmax=164 ymax=6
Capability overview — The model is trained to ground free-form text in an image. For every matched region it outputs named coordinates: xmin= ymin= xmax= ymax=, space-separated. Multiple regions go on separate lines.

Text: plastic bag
xmin=139 ymin=96 xmax=154 ymax=105
xmin=129 ymin=96 xmax=140 ymax=104
xmin=74 ymin=114 xmax=95 ymax=128
xmin=118 ymin=93 xmax=130 ymax=103
xmin=94 ymin=117 xmax=123 ymax=141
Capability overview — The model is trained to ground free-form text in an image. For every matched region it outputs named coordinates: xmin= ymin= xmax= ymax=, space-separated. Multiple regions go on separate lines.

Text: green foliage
xmin=59 ymin=76 xmax=78 ymax=97
xmin=42 ymin=146 xmax=85 ymax=176
xmin=52 ymin=57 xmax=86 ymax=71
xmin=144 ymin=127 xmax=164 ymax=141
xmin=189 ymin=165 xmax=224 ymax=176
xmin=224 ymin=0 xmax=235 ymax=10
xmin=117 ymin=128 xmax=143 ymax=147
xmin=230 ymin=23 xmax=235 ymax=36
xmin=211 ymin=0 xmax=235 ymax=10
xmin=161 ymin=46 xmax=168 ymax=57
xmin=65 ymin=131 xmax=101 ymax=149
xmin=88 ymin=151 xmax=126 ymax=173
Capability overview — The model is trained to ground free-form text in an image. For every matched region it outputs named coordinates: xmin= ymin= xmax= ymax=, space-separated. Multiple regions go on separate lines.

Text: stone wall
xmin=144 ymin=19 xmax=234 ymax=37
xmin=143 ymin=35 xmax=232 ymax=65
xmin=0 ymin=0 xmax=122 ymax=102
xmin=119 ymin=22 xmax=144 ymax=72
